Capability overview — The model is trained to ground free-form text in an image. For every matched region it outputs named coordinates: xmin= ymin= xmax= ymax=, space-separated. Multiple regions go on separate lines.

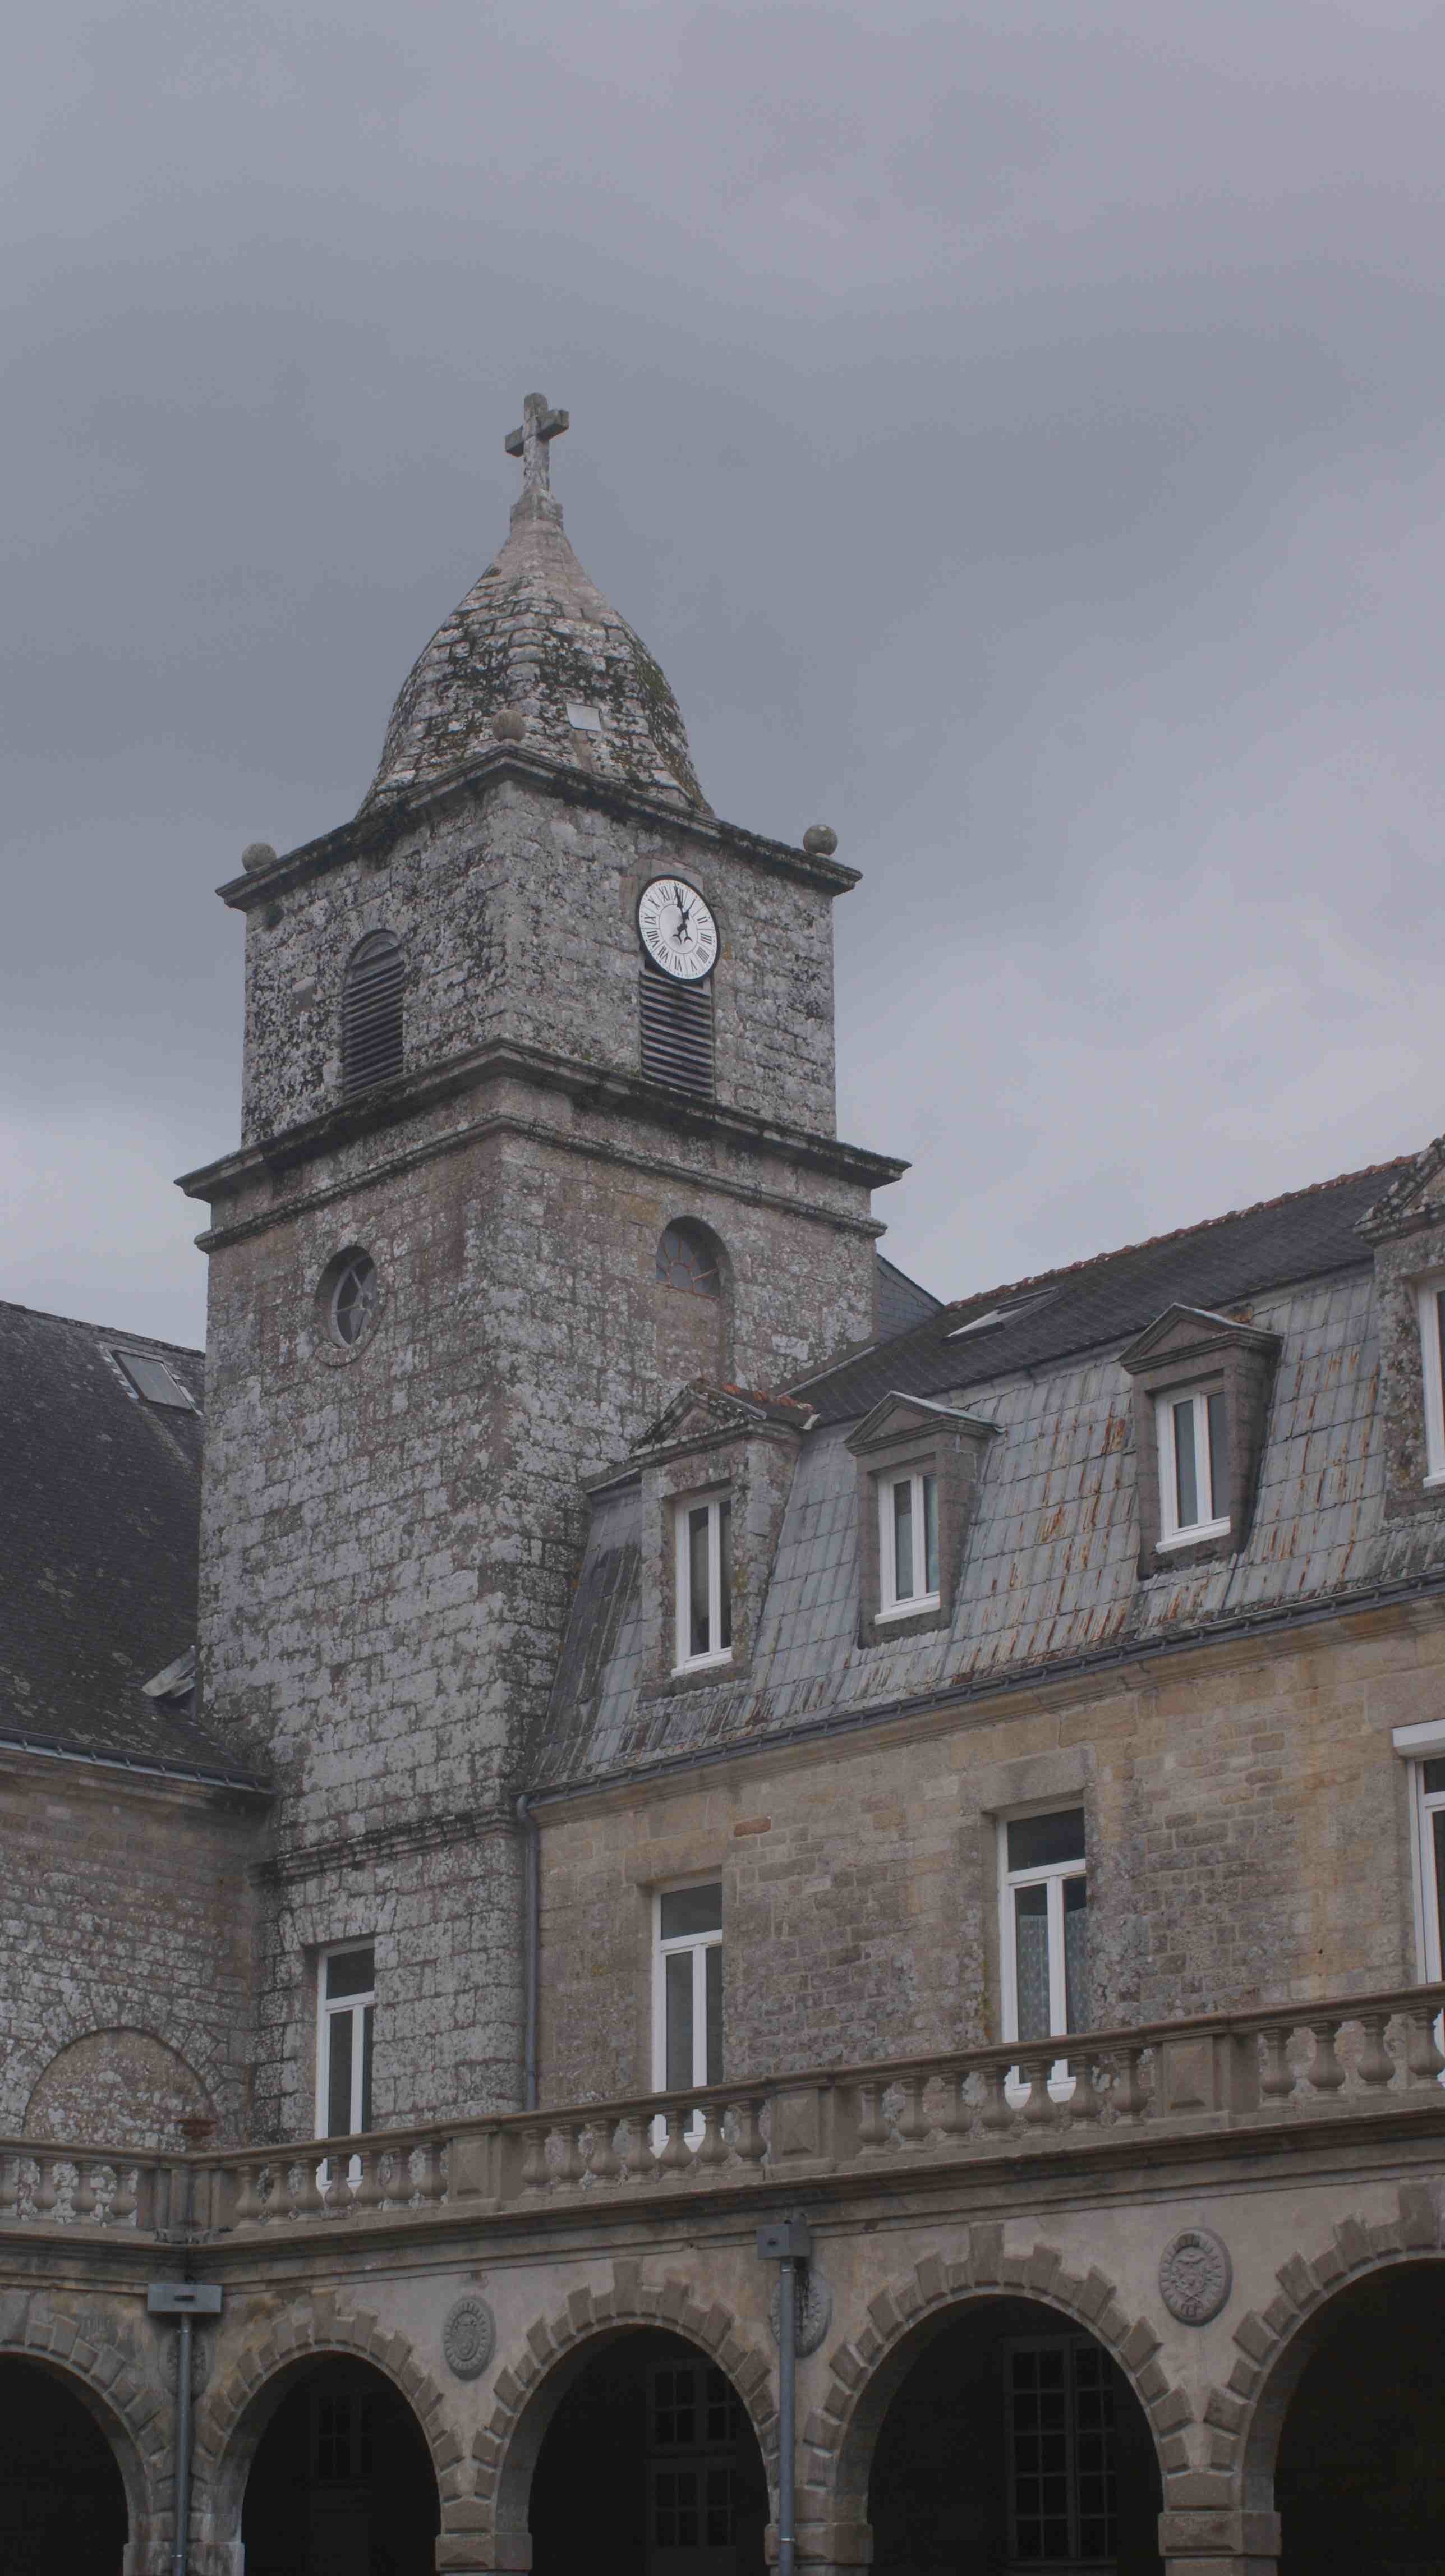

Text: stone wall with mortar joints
xmin=0 ymin=1760 xmax=264 ymax=2142
xmin=240 ymin=777 xmax=842 ymax=1148
xmin=533 ymin=1607 xmax=1445 ymax=2102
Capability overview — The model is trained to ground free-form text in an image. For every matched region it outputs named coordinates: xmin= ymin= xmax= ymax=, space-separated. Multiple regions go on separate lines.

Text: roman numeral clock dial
xmin=637 ymin=877 xmax=719 ymax=983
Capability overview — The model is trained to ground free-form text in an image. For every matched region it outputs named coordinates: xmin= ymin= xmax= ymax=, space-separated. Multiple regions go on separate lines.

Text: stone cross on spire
xmin=504 ymin=392 xmax=569 ymax=494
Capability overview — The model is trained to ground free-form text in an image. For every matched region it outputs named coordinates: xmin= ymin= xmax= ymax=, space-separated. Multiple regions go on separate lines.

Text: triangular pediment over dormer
xmin=627 ymin=1378 xmax=813 ymax=1467
xmin=1117 ymin=1304 xmax=1280 ymax=1377
xmin=1356 ymin=1133 xmax=1445 ymax=1245
xmin=845 ymin=1391 xmax=1000 ymax=1458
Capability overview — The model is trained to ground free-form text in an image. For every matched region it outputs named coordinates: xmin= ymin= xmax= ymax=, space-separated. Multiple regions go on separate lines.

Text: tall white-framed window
xmin=1416 ymin=1275 xmax=1445 ymax=1487
xmin=877 ymin=1467 xmax=940 ymax=1617
xmin=1005 ymin=2335 xmax=1119 ymax=2565
xmin=999 ymin=1810 xmax=1089 ymax=2046
xmin=1155 ymin=1384 xmax=1230 ymax=1545
xmin=1411 ymin=1757 xmax=1445 ymax=1981
xmin=316 ymin=1943 xmax=375 ymax=2140
xmin=652 ymin=1883 xmax=724 ymax=2095
xmin=674 ymin=1493 xmax=733 ymax=1671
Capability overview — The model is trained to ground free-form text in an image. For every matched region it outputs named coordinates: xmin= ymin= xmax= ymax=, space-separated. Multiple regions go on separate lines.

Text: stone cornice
xmin=217 ymin=748 xmax=861 ymax=912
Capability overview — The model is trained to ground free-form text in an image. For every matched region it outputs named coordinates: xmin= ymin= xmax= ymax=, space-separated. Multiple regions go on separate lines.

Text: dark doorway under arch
xmin=1276 ymin=2264 xmax=1445 ymax=2573
xmin=0 ymin=2357 xmax=129 ymax=2575
xmin=530 ymin=2327 xmax=768 ymax=2576
xmin=867 ymin=2297 xmax=1163 ymax=2574
xmin=241 ymin=2356 xmax=440 ymax=2576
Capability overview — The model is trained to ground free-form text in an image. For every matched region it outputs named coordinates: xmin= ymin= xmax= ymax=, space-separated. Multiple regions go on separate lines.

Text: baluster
xmin=978 ymin=2064 xmax=1013 ymax=2134
xmin=588 ymin=2121 xmax=623 ymax=2184
xmin=856 ymin=2085 xmax=888 ymax=2152
xmin=1405 ymin=2008 xmax=1445 ymax=2087
xmin=935 ymin=2073 xmax=970 ymax=2140
xmin=1109 ymin=2047 xmax=1148 ymax=2123
xmin=693 ymin=2104 xmax=729 ymax=2168
xmin=232 ymin=2163 xmax=263 ymax=2227
xmin=34 ymin=2158 xmax=58 ymax=2219
xmin=1259 ymin=2026 xmax=1295 ymax=2103
xmin=1065 ymin=2057 xmax=1102 ymax=2123
xmin=1018 ymin=2055 xmax=1055 ymax=2128
xmin=296 ymin=2158 xmax=326 ymax=2221
xmin=656 ymin=2110 xmax=692 ymax=2175
xmin=71 ymin=2161 xmax=98 ymax=2221
xmin=1308 ymin=2018 xmax=1347 ymax=2097
xmin=521 ymin=2124 xmax=550 ymax=2193
xmin=556 ymin=2126 xmax=586 ymax=2187
xmin=352 ymin=2151 xmax=383 ymax=2212
xmin=895 ymin=2077 xmax=929 ymax=2146
xmin=0 ymin=2154 xmax=18 ymax=2220
xmin=111 ymin=2164 xmax=138 ymax=2227
xmin=621 ymin=2118 xmax=653 ymax=2183
xmin=416 ymin=2138 xmax=447 ymax=2204
xmin=730 ymin=2097 xmax=768 ymax=2167
xmin=1354 ymin=2012 xmax=1395 ymax=2092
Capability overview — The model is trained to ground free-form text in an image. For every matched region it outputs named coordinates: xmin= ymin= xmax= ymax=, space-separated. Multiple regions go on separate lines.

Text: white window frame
xmin=674 ymin=1491 xmax=733 ymax=1673
xmin=1416 ymin=1273 xmax=1445 ymax=1488
xmin=1395 ymin=1719 xmax=1445 ymax=1982
xmin=998 ymin=1815 xmax=1088 ymax=2049
xmin=1155 ymin=1383 xmax=1231 ymax=1548
xmin=315 ymin=1942 xmax=375 ymax=2141
xmin=876 ymin=1466 xmax=940 ymax=1619
xmin=651 ymin=1883 xmax=724 ymax=2098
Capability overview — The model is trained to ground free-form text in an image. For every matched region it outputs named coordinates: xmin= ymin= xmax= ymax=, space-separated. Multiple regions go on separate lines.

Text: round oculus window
xmin=329 ymin=1252 xmax=379 ymax=1348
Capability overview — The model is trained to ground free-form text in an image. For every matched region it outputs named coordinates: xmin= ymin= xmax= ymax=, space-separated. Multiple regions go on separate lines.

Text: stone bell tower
xmin=180 ymin=396 xmax=902 ymax=2136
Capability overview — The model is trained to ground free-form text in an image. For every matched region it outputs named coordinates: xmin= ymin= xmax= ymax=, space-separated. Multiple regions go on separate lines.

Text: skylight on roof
xmin=945 ymin=1290 xmax=1057 ymax=1342
xmin=112 ymin=1350 xmax=197 ymax=1410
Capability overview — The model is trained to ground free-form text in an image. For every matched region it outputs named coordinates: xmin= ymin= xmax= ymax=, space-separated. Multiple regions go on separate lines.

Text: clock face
xmin=637 ymin=877 xmax=719 ymax=983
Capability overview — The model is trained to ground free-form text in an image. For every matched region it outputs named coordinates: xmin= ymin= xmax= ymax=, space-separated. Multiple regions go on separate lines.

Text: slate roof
xmin=875 ymin=1252 xmax=942 ymax=1340
xmin=0 ymin=1304 xmax=264 ymax=1784
xmin=803 ymin=1159 xmax=1411 ymax=1427
xmin=533 ymin=1152 xmax=1445 ymax=1792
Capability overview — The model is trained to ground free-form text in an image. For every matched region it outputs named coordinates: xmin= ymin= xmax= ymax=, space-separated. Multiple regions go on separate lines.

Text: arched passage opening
xmin=240 ymin=2355 xmax=440 ymax=2576
xmin=0 ymin=2356 xmax=129 ymax=2574
xmin=527 ymin=2327 xmax=770 ymax=2576
xmin=1273 ymin=2262 xmax=1445 ymax=2572
xmin=863 ymin=2298 xmax=1163 ymax=2575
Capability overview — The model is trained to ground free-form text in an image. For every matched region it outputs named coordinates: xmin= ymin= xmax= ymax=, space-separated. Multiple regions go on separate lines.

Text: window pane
xmin=1424 ymin=1760 xmax=1445 ymax=1796
xmin=718 ymin=1499 xmax=733 ymax=1650
xmin=893 ymin=1476 xmax=914 ymax=1598
xmin=922 ymin=1473 xmax=939 ymax=1594
xmin=1434 ymin=1810 xmax=1445 ymax=1971
xmin=1207 ymin=1391 xmax=1228 ymax=1521
xmin=1437 ymin=1287 xmax=1445 ymax=1390
xmin=359 ymin=2004 xmax=374 ymax=2133
xmin=1063 ymin=1874 xmax=1089 ymax=2035
xmin=660 ymin=1884 xmax=721 ymax=1938
xmin=325 ymin=1946 xmax=374 ymax=2001
xmin=1173 ymin=1397 xmax=1199 ymax=1526
xmin=1007 ymin=1810 xmax=1085 ymax=1871
xmin=665 ymin=1948 xmax=694 ymax=2088
xmin=1013 ymin=1884 xmax=1051 ymax=2042
xmin=688 ymin=1506 xmax=711 ymax=1656
xmin=326 ymin=2009 xmax=354 ymax=2137
xmin=705 ymin=1940 xmax=724 ymax=2085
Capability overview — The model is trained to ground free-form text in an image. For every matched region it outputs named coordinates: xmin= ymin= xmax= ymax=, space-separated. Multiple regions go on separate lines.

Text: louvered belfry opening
xmin=341 ymin=931 xmax=404 ymax=1097
xmin=639 ymin=955 xmax=715 ymax=1098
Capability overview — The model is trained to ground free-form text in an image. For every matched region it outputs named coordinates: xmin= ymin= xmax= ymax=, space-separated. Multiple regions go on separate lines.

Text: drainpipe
xmin=146 ymin=2282 xmax=223 ymax=2576
xmin=516 ymin=1791 xmax=540 ymax=2109
xmin=757 ymin=2211 xmax=812 ymax=2576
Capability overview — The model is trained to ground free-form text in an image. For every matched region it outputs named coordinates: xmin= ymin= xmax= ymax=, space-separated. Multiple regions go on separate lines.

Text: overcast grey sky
xmin=5 ymin=0 xmax=1444 ymax=1346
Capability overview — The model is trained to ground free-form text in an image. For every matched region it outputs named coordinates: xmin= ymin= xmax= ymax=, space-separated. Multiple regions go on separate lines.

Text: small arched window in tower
xmin=656 ymin=1222 xmax=722 ymax=1298
xmin=341 ymin=930 xmax=404 ymax=1097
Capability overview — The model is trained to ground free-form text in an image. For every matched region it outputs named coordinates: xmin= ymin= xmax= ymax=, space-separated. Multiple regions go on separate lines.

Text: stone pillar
xmin=1159 ymin=2505 xmax=1280 ymax=2572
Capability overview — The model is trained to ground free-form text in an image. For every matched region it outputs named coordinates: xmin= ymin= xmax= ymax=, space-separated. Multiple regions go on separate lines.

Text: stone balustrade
xmin=3 ymin=1980 xmax=1442 ymax=2237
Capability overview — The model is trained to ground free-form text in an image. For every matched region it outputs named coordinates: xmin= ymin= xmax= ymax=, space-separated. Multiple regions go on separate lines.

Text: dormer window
xmin=1416 ymin=1275 xmax=1445 ymax=1487
xmin=1156 ymin=1387 xmax=1230 ymax=1546
xmin=878 ymin=1468 xmax=940 ymax=1617
xmin=675 ymin=1493 xmax=733 ymax=1671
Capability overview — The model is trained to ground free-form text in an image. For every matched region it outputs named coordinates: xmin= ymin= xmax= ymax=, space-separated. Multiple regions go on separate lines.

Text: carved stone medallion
xmin=442 ymin=2295 xmax=496 ymax=2381
xmin=770 ymin=2268 xmax=832 ymax=2358
xmin=1158 ymin=2226 xmax=1232 ymax=2326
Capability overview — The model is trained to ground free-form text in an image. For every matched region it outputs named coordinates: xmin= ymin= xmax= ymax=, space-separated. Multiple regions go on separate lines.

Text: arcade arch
xmin=0 ymin=2354 xmax=133 ymax=2575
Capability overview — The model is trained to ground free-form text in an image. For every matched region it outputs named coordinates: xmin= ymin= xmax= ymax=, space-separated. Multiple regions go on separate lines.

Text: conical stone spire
xmin=360 ymin=393 xmax=709 ymax=816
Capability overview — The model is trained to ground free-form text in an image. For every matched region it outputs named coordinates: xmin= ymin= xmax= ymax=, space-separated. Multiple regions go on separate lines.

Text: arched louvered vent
xmin=639 ymin=956 xmax=715 ymax=1098
xmin=341 ymin=931 xmax=404 ymax=1097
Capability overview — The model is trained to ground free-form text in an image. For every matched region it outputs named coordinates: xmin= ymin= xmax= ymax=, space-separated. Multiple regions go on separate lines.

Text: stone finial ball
xmin=494 ymin=709 xmax=527 ymax=742
xmin=802 ymin=823 xmax=839 ymax=857
xmin=241 ymin=841 xmax=278 ymax=872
